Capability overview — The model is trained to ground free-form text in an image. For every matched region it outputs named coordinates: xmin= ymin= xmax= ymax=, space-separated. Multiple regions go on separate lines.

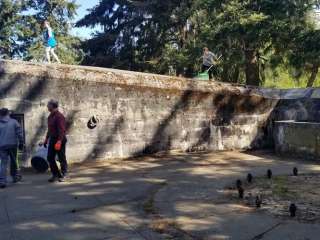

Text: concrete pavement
xmin=1 ymin=150 xmax=320 ymax=240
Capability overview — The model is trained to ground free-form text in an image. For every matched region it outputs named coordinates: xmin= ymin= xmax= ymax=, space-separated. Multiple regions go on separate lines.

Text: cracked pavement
xmin=1 ymin=150 xmax=320 ymax=240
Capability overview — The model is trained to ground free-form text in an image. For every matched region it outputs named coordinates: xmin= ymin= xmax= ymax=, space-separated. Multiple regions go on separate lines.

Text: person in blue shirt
xmin=43 ymin=21 xmax=61 ymax=64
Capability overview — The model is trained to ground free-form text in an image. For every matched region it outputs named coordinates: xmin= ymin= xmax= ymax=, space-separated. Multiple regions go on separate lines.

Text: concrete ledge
xmin=0 ymin=60 xmax=245 ymax=95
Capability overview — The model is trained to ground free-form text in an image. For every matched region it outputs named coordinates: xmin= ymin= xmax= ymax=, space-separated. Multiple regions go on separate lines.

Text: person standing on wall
xmin=201 ymin=47 xmax=218 ymax=80
xmin=0 ymin=108 xmax=24 ymax=188
xmin=42 ymin=100 xmax=68 ymax=183
xmin=43 ymin=20 xmax=61 ymax=64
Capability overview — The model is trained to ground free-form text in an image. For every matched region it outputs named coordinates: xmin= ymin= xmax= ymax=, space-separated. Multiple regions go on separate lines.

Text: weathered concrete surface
xmin=0 ymin=60 xmax=278 ymax=164
xmin=2 ymin=59 xmax=320 ymax=162
xmin=274 ymin=120 xmax=320 ymax=159
xmin=1 ymin=151 xmax=320 ymax=240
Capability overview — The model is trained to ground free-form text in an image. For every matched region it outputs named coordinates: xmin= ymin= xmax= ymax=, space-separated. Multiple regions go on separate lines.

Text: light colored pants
xmin=0 ymin=150 xmax=10 ymax=185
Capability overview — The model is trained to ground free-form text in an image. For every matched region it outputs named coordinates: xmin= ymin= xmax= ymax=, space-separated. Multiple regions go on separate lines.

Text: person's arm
xmin=43 ymin=116 xmax=49 ymax=146
xmin=210 ymin=52 xmax=220 ymax=64
xmin=44 ymin=130 xmax=49 ymax=144
xmin=56 ymin=114 xmax=66 ymax=142
xmin=47 ymin=27 xmax=53 ymax=38
xmin=54 ymin=114 xmax=66 ymax=151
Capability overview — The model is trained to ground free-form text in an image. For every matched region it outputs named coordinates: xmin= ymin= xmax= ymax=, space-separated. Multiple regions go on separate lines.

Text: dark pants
xmin=0 ymin=147 xmax=21 ymax=184
xmin=47 ymin=138 xmax=68 ymax=178
xmin=202 ymin=65 xmax=214 ymax=80
xmin=8 ymin=148 xmax=21 ymax=179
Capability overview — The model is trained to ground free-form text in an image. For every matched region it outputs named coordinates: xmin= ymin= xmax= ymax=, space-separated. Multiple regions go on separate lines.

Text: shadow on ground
xmin=1 ymin=151 xmax=320 ymax=240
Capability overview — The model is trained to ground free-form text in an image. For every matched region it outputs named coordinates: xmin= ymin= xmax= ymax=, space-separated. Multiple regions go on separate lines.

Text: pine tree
xmin=22 ymin=0 xmax=83 ymax=64
xmin=77 ymin=0 xmax=320 ymax=85
xmin=197 ymin=0 xmax=320 ymax=86
xmin=76 ymin=0 xmax=194 ymax=73
xmin=0 ymin=0 xmax=25 ymax=58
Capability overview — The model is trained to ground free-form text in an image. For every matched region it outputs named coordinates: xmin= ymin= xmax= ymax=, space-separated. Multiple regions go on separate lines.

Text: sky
xmin=72 ymin=0 xmax=100 ymax=39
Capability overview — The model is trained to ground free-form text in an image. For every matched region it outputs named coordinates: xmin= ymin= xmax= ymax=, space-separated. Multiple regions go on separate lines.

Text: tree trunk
xmin=221 ymin=63 xmax=229 ymax=82
xmin=244 ymin=49 xmax=260 ymax=86
xmin=306 ymin=64 xmax=319 ymax=88
xmin=231 ymin=66 xmax=240 ymax=83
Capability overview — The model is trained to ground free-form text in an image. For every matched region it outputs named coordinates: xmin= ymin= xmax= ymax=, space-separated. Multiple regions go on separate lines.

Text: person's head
xmin=0 ymin=108 xmax=10 ymax=117
xmin=203 ymin=47 xmax=209 ymax=54
xmin=43 ymin=20 xmax=50 ymax=28
xmin=47 ymin=99 xmax=59 ymax=112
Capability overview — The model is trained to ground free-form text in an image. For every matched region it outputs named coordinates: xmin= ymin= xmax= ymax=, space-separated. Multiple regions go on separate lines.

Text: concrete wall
xmin=0 ymin=60 xmax=279 ymax=164
xmin=274 ymin=121 xmax=320 ymax=159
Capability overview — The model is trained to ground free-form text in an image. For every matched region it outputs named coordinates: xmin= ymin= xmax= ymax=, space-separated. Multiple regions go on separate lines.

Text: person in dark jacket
xmin=0 ymin=108 xmax=24 ymax=188
xmin=42 ymin=100 xmax=68 ymax=183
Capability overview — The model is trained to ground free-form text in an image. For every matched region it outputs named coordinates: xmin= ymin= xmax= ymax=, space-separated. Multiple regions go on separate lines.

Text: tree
xmin=22 ymin=0 xmax=83 ymax=64
xmin=197 ymin=0 xmax=320 ymax=86
xmin=0 ymin=0 xmax=26 ymax=58
xmin=77 ymin=0 xmax=320 ymax=86
xmin=287 ymin=29 xmax=320 ymax=87
xmin=76 ymin=0 xmax=194 ymax=74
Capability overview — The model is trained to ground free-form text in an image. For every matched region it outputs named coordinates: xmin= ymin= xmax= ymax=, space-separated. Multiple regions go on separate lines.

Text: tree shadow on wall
xmin=190 ymin=91 xmax=275 ymax=151
xmin=0 ymin=74 xmax=25 ymax=98
xmin=27 ymin=110 xmax=79 ymax=155
xmin=83 ymin=116 xmax=125 ymax=161
xmin=14 ymin=76 xmax=48 ymax=113
xmin=133 ymin=90 xmax=194 ymax=157
xmin=125 ymin=87 xmax=274 ymax=158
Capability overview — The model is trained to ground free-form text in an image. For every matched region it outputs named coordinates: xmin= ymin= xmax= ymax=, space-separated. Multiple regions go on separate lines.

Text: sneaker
xmin=62 ymin=172 xmax=70 ymax=179
xmin=58 ymin=177 xmax=65 ymax=182
xmin=48 ymin=176 xmax=59 ymax=183
xmin=13 ymin=175 xmax=22 ymax=183
xmin=0 ymin=184 xmax=6 ymax=189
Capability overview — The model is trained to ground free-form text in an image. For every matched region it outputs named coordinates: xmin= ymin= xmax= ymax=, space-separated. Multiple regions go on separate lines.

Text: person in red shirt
xmin=42 ymin=99 xmax=68 ymax=182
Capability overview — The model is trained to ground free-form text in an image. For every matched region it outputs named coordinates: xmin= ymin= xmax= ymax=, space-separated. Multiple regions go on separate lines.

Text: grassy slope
xmin=263 ymin=68 xmax=320 ymax=89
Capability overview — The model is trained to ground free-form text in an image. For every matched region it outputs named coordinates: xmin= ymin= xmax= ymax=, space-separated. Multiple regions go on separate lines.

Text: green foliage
xmin=2 ymin=0 xmax=320 ymax=88
xmin=0 ymin=0 xmax=26 ymax=58
xmin=22 ymin=0 xmax=83 ymax=64
xmin=196 ymin=0 xmax=320 ymax=86
xmin=76 ymin=0 xmax=195 ymax=73
xmin=0 ymin=0 xmax=82 ymax=64
xmin=77 ymin=0 xmax=320 ymax=87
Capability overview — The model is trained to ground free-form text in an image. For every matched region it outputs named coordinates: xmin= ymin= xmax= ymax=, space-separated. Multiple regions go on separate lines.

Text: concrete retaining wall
xmin=0 ymin=60 xmax=278 ymax=164
xmin=274 ymin=121 xmax=320 ymax=159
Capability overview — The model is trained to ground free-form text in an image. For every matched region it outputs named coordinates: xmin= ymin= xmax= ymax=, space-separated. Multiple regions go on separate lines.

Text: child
xmin=43 ymin=21 xmax=61 ymax=64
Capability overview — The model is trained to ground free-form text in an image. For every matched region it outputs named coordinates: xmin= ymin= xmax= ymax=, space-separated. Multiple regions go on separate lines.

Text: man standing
xmin=43 ymin=100 xmax=68 ymax=182
xmin=0 ymin=108 xmax=24 ymax=188
xmin=201 ymin=47 xmax=218 ymax=80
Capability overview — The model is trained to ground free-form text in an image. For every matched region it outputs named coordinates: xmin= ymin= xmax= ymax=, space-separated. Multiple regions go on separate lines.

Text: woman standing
xmin=43 ymin=21 xmax=61 ymax=64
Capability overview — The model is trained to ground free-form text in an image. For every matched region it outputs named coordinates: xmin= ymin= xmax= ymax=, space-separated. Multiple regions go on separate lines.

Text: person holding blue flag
xmin=43 ymin=20 xmax=61 ymax=64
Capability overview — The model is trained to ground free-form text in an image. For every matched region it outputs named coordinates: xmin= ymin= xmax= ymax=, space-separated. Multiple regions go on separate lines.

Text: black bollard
xmin=247 ymin=173 xmax=253 ymax=183
xmin=255 ymin=196 xmax=262 ymax=208
xmin=267 ymin=169 xmax=272 ymax=179
xmin=238 ymin=187 xmax=244 ymax=199
xmin=293 ymin=167 xmax=298 ymax=176
xmin=289 ymin=203 xmax=297 ymax=217
xmin=236 ymin=179 xmax=242 ymax=189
